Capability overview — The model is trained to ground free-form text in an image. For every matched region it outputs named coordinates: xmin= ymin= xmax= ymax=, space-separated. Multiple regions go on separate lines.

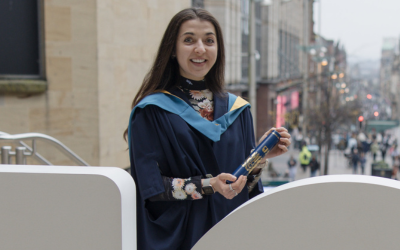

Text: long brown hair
xmin=124 ymin=8 xmax=226 ymax=141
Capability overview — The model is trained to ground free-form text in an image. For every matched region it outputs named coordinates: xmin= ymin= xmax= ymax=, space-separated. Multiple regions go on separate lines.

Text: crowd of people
xmin=343 ymin=130 xmax=399 ymax=178
xmin=284 ymin=129 xmax=400 ymax=181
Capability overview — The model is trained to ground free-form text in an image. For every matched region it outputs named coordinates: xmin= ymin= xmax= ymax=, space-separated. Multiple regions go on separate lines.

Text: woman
xmin=392 ymin=155 xmax=400 ymax=180
xmin=287 ymin=155 xmax=297 ymax=181
xmin=309 ymin=156 xmax=319 ymax=177
xmin=359 ymin=152 xmax=366 ymax=175
xmin=351 ymin=148 xmax=360 ymax=174
xmin=370 ymin=139 xmax=379 ymax=162
xmin=125 ymin=8 xmax=291 ymax=250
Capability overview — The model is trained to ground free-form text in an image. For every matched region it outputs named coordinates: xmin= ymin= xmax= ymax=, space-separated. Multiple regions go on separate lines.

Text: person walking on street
xmin=295 ymin=129 xmax=303 ymax=150
xmin=392 ymin=155 xmax=400 ymax=180
xmin=381 ymin=133 xmax=390 ymax=161
xmin=351 ymin=148 xmax=360 ymax=174
xmin=370 ymin=140 xmax=379 ymax=162
xmin=391 ymin=145 xmax=399 ymax=163
xmin=299 ymin=143 xmax=311 ymax=173
xmin=287 ymin=155 xmax=297 ymax=182
xmin=359 ymin=152 xmax=366 ymax=175
xmin=309 ymin=156 xmax=319 ymax=177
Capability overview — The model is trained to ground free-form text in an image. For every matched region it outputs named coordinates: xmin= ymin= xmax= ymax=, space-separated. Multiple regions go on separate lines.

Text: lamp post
xmin=249 ymin=0 xmax=257 ymax=132
xmin=301 ymin=0 xmax=310 ymax=137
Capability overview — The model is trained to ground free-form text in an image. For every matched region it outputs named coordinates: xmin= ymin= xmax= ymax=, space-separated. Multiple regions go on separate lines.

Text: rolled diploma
xmin=227 ymin=130 xmax=281 ymax=184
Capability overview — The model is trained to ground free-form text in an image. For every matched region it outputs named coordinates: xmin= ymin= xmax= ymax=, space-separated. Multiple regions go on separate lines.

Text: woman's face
xmin=175 ymin=19 xmax=218 ymax=81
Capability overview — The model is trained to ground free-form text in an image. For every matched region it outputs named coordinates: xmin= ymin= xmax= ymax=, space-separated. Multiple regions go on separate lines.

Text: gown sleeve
xmin=129 ymin=105 xmax=167 ymax=201
xmin=129 ymin=105 xmax=205 ymax=201
xmin=148 ymin=176 xmax=203 ymax=201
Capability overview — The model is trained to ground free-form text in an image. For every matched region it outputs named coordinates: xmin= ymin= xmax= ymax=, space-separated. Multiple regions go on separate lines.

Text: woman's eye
xmin=184 ymin=38 xmax=193 ymax=43
xmin=206 ymin=38 xmax=215 ymax=44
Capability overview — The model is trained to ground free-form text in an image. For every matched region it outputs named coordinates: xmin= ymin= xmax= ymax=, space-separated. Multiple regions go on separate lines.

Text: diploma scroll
xmin=227 ymin=130 xmax=281 ymax=184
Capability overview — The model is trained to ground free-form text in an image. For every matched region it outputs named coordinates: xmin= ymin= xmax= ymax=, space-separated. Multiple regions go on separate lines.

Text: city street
xmin=262 ymin=145 xmax=392 ymax=185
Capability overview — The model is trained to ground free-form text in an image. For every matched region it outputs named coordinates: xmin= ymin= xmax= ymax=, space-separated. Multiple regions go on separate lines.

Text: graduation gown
xmin=128 ymin=88 xmax=263 ymax=250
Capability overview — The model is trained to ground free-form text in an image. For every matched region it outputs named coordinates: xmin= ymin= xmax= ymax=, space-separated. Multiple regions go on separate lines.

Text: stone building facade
xmin=0 ymin=0 xmax=190 ymax=167
xmin=257 ymin=0 xmax=312 ymax=138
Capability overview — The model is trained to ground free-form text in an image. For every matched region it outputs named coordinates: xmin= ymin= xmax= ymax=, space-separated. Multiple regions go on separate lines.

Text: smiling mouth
xmin=191 ymin=59 xmax=206 ymax=63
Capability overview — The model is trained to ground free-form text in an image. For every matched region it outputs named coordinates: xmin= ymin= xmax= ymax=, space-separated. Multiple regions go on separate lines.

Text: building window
xmin=0 ymin=0 xmax=44 ymax=78
xmin=279 ymin=29 xmax=300 ymax=80
xmin=241 ymin=0 xmax=249 ymax=80
xmin=192 ymin=0 xmax=204 ymax=8
xmin=241 ymin=0 xmax=262 ymax=82
xmin=255 ymin=2 xmax=261 ymax=80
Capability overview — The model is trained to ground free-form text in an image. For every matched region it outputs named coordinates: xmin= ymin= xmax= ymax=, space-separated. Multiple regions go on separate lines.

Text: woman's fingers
xmin=275 ymin=126 xmax=288 ymax=133
xmin=218 ymin=173 xmax=237 ymax=183
xmin=259 ymin=127 xmax=291 ymax=145
xmin=279 ymin=137 xmax=291 ymax=147
xmin=216 ymin=174 xmax=247 ymax=199
xmin=227 ymin=176 xmax=247 ymax=199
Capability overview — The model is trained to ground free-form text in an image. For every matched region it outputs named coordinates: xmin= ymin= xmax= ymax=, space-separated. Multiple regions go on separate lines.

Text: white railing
xmin=0 ymin=131 xmax=89 ymax=166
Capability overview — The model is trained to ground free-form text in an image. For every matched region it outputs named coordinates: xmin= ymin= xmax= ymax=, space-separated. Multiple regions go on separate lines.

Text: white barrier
xmin=194 ymin=175 xmax=400 ymax=250
xmin=0 ymin=165 xmax=136 ymax=250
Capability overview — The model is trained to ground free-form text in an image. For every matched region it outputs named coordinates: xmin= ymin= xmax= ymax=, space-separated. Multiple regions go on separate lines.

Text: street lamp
xmin=248 ymin=0 xmax=258 ymax=132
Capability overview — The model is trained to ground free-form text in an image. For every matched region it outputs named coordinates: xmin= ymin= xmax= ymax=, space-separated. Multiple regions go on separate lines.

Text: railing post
xmin=1 ymin=146 xmax=12 ymax=164
xmin=16 ymin=147 xmax=26 ymax=165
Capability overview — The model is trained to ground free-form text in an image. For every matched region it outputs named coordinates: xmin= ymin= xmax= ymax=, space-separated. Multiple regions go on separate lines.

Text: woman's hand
xmin=260 ymin=127 xmax=291 ymax=160
xmin=210 ymin=173 xmax=247 ymax=199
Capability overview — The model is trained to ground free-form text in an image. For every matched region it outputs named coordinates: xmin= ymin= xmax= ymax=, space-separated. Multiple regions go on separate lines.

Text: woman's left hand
xmin=259 ymin=127 xmax=291 ymax=160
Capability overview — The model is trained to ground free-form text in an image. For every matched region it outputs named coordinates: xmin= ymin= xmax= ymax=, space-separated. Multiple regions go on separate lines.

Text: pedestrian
xmin=348 ymin=133 xmax=357 ymax=154
xmin=370 ymin=139 xmax=379 ymax=162
xmin=124 ymin=8 xmax=291 ymax=250
xmin=380 ymin=133 xmax=390 ymax=161
xmin=356 ymin=139 xmax=364 ymax=154
xmin=359 ymin=152 xmax=366 ymax=175
xmin=351 ymin=148 xmax=360 ymax=174
xmin=299 ymin=142 xmax=311 ymax=172
xmin=392 ymin=156 xmax=400 ymax=180
xmin=391 ymin=145 xmax=399 ymax=163
xmin=309 ymin=156 xmax=319 ymax=177
xmin=287 ymin=155 xmax=297 ymax=182
xmin=393 ymin=138 xmax=398 ymax=148
xmin=295 ymin=129 xmax=303 ymax=150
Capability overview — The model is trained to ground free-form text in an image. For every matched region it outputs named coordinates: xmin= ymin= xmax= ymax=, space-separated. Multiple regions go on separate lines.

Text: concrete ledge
xmin=0 ymin=79 xmax=47 ymax=94
xmin=0 ymin=165 xmax=136 ymax=250
xmin=194 ymin=175 xmax=400 ymax=250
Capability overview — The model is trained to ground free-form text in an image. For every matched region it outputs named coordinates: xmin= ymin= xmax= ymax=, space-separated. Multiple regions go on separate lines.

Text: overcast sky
xmin=314 ymin=0 xmax=400 ymax=63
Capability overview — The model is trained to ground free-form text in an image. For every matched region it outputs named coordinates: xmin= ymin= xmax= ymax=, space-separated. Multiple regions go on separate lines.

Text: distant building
xmin=204 ymin=0 xmax=314 ymax=138
xmin=380 ymin=37 xmax=399 ymax=119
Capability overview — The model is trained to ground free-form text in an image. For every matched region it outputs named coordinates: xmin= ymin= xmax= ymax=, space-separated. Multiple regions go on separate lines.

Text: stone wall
xmin=96 ymin=0 xmax=190 ymax=167
xmin=0 ymin=0 xmax=190 ymax=167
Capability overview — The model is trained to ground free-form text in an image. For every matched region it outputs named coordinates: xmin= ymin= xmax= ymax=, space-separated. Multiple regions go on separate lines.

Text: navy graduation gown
xmin=129 ymin=88 xmax=263 ymax=250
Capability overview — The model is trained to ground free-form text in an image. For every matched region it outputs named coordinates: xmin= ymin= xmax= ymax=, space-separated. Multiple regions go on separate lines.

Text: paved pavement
xmin=261 ymin=145 xmax=395 ymax=185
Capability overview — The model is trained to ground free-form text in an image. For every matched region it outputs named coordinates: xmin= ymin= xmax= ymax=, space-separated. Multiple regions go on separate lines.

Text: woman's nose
xmin=194 ymin=40 xmax=206 ymax=54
